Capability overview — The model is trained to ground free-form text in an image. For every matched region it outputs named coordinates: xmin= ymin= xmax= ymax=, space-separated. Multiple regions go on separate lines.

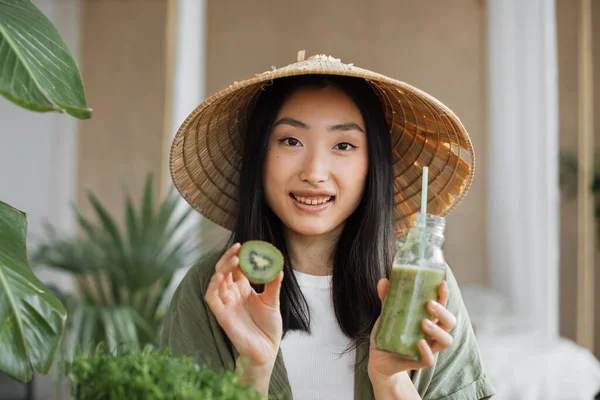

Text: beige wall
xmin=556 ymin=0 xmax=600 ymax=355
xmin=206 ymin=0 xmax=488 ymax=285
xmin=76 ymin=0 xmax=168 ymax=222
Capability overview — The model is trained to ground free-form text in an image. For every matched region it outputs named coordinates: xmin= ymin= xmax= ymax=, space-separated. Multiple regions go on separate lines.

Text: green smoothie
xmin=374 ymin=264 xmax=445 ymax=361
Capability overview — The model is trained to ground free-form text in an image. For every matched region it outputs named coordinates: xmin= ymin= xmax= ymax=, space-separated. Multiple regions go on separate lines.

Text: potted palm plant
xmin=31 ymin=173 xmax=196 ymax=360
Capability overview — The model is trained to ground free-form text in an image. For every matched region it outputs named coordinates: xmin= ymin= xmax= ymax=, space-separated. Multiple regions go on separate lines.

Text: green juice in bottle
xmin=374 ymin=214 xmax=448 ymax=361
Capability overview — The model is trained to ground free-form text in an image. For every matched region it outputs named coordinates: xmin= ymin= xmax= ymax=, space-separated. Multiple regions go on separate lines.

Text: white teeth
xmin=294 ymin=195 xmax=332 ymax=205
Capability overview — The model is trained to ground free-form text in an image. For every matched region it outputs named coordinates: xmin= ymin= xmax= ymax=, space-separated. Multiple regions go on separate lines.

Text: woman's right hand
xmin=205 ymin=242 xmax=284 ymax=369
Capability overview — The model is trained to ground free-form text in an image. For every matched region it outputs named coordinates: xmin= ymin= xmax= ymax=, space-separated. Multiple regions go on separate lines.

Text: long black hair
xmin=231 ymin=74 xmax=395 ymax=353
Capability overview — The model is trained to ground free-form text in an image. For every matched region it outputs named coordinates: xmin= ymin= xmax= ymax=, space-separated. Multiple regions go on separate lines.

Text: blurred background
xmin=1 ymin=0 xmax=600 ymax=399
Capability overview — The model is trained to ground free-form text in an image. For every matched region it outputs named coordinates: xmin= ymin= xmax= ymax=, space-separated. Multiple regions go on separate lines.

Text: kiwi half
xmin=238 ymin=240 xmax=284 ymax=284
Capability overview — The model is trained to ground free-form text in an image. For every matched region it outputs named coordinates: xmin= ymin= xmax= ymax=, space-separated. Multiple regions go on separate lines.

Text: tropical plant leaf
xmin=80 ymin=308 xmax=98 ymax=352
xmin=163 ymin=204 xmax=194 ymax=246
xmin=87 ymin=191 xmax=125 ymax=255
xmin=155 ymin=190 xmax=179 ymax=232
xmin=141 ymin=173 xmax=154 ymax=233
xmin=65 ymin=301 xmax=85 ymax=358
xmin=112 ymin=308 xmax=139 ymax=350
xmin=0 ymin=200 xmax=67 ymax=382
xmin=71 ymin=206 xmax=102 ymax=243
xmin=0 ymin=0 xmax=91 ymax=118
xmin=559 ymin=151 xmax=600 ymax=198
xmin=124 ymin=192 xmax=139 ymax=250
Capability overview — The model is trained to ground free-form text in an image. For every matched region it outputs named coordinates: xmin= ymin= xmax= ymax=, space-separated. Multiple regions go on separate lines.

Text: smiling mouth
xmin=290 ymin=193 xmax=335 ymax=205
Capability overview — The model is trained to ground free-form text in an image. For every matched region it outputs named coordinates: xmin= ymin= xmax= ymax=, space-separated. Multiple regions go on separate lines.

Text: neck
xmin=284 ymin=226 xmax=343 ymax=276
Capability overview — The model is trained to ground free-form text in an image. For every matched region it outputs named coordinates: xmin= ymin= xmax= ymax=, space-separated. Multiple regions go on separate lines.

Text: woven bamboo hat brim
xmin=170 ymin=52 xmax=475 ymax=234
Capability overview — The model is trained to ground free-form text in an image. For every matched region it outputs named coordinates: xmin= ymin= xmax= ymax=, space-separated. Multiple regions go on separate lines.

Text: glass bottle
xmin=374 ymin=213 xmax=448 ymax=361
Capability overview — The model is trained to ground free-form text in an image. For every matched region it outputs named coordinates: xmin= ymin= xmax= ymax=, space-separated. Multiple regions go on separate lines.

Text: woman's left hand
xmin=368 ymin=278 xmax=457 ymax=380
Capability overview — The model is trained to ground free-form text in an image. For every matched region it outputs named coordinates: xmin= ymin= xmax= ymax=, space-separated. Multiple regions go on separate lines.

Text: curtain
xmin=486 ymin=0 xmax=560 ymax=340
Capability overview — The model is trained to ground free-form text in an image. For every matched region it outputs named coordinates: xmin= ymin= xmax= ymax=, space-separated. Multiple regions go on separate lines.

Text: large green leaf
xmin=0 ymin=200 xmax=67 ymax=382
xmin=0 ymin=0 xmax=91 ymax=118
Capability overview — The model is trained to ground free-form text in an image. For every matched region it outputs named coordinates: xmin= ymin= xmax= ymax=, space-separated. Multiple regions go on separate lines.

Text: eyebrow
xmin=273 ymin=117 xmax=308 ymax=129
xmin=272 ymin=117 xmax=365 ymax=133
xmin=330 ymin=122 xmax=365 ymax=133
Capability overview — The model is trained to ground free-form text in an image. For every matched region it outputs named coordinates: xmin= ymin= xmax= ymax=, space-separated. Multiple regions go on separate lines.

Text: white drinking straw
xmin=417 ymin=166 xmax=429 ymax=261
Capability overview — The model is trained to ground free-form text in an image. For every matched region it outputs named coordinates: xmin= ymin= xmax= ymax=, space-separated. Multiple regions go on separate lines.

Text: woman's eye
xmin=334 ymin=142 xmax=356 ymax=151
xmin=280 ymin=137 xmax=301 ymax=147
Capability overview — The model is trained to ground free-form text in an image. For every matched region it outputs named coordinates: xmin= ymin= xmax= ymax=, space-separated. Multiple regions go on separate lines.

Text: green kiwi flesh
xmin=238 ymin=240 xmax=284 ymax=284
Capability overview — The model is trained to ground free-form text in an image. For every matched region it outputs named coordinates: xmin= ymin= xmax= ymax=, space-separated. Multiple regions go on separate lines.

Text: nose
xmin=299 ymin=147 xmax=329 ymax=185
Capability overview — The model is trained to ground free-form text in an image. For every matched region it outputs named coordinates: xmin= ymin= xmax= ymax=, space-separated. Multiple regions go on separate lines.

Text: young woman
xmin=161 ymin=54 xmax=495 ymax=400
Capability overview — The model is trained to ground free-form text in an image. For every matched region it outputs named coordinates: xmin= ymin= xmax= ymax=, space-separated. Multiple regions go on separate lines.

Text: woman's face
xmin=262 ymin=85 xmax=369 ymax=239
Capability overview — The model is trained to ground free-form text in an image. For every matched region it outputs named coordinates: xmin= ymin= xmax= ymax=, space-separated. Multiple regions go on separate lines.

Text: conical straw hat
xmin=170 ymin=52 xmax=475 ymax=234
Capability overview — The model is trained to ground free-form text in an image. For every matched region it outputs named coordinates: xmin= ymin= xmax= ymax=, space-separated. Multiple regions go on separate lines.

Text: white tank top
xmin=280 ymin=270 xmax=356 ymax=400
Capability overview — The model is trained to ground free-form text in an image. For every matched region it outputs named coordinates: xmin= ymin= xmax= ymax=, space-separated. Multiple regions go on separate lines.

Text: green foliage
xmin=31 ymin=173 xmax=196 ymax=359
xmin=0 ymin=0 xmax=91 ymax=382
xmin=66 ymin=344 xmax=262 ymax=400
xmin=559 ymin=152 xmax=600 ymax=209
xmin=0 ymin=0 xmax=91 ymax=118
xmin=559 ymin=151 xmax=600 ymax=244
xmin=0 ymin=200 xmax=67 ymax=382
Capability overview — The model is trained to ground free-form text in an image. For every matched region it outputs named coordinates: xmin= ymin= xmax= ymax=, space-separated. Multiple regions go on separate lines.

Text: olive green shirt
xmin=160 ymin=252 xmax=496 ymax=399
